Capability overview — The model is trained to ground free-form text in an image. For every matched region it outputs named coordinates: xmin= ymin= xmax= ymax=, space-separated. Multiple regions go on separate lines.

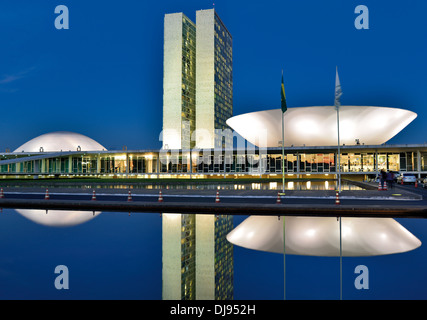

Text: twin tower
xmin=162 ymin=9 xmax=234 ymax=300
xmin=163 ymin=9 xmax=233 ymax=150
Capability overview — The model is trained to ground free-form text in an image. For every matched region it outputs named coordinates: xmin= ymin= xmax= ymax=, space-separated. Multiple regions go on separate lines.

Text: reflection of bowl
xmin=226 ymin=106 xmax=417 ymax=147
xmin=15 ymin=209 xmax=101 ymax=227
xmin=226 ymin=216 xmax=421 ymax=257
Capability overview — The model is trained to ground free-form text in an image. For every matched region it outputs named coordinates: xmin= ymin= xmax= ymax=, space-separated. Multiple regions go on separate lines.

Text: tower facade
xmin=195 ymin=214 xmax=233 ymax=300
xmin=162 ymin=9 xmax=234 ymax=301
xmin=195 ymin=9 xmax=233 ymax=149
xmin=162 ymin=213 xmax=196 ymax=300
xmin=162 ymin=9 xmax=233 ymax=150
xmin=163 ymin=13 xmax=196 ymax=150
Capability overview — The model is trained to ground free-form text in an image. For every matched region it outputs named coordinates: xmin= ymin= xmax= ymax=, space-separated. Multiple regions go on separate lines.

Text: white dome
xmin=15 ymin=209 xmax=101 ymax=227
xmin=226 ymin=106 xmax=417 ymax=147
xmin=14 ymin=131 xmax=107 ymax=152
xmin=226 ymin=216 xmax=421 ymax=257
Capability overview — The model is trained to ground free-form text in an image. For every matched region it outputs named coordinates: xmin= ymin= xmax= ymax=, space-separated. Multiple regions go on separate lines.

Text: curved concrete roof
xmin=226 ymin=215 xmax=421 ymax=257
xmin=226 ymin=106 xmax=417 ymax=147
xmin=13 ymin=131 xmax=107 ymax=153
xmin=15 ymin=209 xmax=101 ymax=227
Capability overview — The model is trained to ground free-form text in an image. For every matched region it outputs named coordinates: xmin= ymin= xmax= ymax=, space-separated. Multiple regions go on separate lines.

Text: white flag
xmin=335 ymin=67 xmax=342 ymax=109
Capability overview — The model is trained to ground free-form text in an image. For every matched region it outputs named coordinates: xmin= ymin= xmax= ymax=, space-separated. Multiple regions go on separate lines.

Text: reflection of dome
xmin=15 ymin=209 xmax=101 ymax=227
xmin=226 ymin=106 xmax=417 ymax=147
xmin=13 ymin=131 xmax=106 ymax=152
xmin=226 ymin=216 xmax=421 ymax=257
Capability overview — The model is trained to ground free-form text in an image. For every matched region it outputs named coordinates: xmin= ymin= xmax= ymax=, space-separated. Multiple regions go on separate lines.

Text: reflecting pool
xmin=0 ymin=208 xmax=425 ymax=300
xmin=1 ymin=180 xmax=364 ymax=191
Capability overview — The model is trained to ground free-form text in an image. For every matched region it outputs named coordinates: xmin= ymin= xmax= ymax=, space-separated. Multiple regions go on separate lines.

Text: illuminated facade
xmin=163 ymin=13 xmax=196 ymax=149
xmin=161 ymin=9 xmax=233 ymax=300
xmin=162 ymin=213 xmax=233 ymax=300
xmin=2 ymin=144 xmax=427 ymax=179
xmin=195 ymin=9 xmax=233 ymax=149
xmin=196 ymin=214 xmax=233 ymax=300
xmin=162 ymin=213 xmax=196 ymax=300
xmin=162 ymin=9 xmax=232 ymax=150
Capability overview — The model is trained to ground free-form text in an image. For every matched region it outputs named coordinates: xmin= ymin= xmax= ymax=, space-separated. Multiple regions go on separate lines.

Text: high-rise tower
xmin=162 ymin=9 xmax=233 ymax=150
xmin=163 ymin=13 xmax=196 ymax=150
xmin=162 ymin=9 xmax=234 ymax=300
xmin=195 ymin=9 xmax=233 ymax=149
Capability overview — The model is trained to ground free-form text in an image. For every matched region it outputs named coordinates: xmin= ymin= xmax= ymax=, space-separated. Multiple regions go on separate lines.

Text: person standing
xmin=380 ymin=169 xmax=387 ymax=190
xmin=386 ymin=171 xmax=393 ymax=190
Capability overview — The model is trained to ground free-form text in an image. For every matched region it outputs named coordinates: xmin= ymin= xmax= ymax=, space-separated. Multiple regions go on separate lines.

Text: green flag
xmin=334 ymin=66 xmax=343 ymax=110
xmin=281 ymin=74 xmax=287 ymax=113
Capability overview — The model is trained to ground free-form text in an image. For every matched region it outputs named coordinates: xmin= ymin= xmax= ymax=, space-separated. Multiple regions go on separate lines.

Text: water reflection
xmin=227 ymin=216 xmax=421 ymax=256
xmin=161 ymin=212 xmax=423 ymax=300
xmin=1 ymin=208 xmax=424 ymax=299
xmin=162 ymin=213 xmax=233 ymax=300
xmin=15 ymin=209 xmax=101 ymax=227
xmin=5 ymin=180 xmax=363 ymax=191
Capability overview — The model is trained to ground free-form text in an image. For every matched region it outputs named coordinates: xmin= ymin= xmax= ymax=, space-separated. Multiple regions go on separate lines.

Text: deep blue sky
xmin=0 ymin=0 xmax=426 ymax=151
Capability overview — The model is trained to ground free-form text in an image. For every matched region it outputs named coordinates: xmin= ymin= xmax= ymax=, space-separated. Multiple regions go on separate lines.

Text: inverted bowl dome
xmin=226 ymin=216 xmax=421 ymax=257
xmin=14 ymin=131 xmax=106 ymax=152
xmin=15 ymin=209 xmax=101 ymax=227
xmin=226 ymin=106 xmax=417 ymax=147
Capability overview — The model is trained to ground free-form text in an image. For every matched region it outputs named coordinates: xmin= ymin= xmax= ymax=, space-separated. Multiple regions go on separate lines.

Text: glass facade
xmin=214 ymin=214 xmax=234 ymax=300
xmin=181 ymin=16 xmax=196 ymax=149
xmin=421 ymin=152 xmax=427 ymax=171
xmin=213 ymin=12 xmax=233 ymax=149
xmin=181 ymin=214 xmax=196 ymax=300
xmin=163 ymin=13 xmax=196 ymax=150
xmin=162 ymin=213 xmax=232 ymax=300
xmin=2 ymin=148 xmax=427 ymax=177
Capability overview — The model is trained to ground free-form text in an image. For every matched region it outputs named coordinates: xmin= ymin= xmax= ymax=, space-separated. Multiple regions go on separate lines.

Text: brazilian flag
xmin=281 ymin=74 xmax=287 ymax=113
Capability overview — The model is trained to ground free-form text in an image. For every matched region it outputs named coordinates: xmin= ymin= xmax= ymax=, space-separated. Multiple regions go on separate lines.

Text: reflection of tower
xmin=196 ymin=214 xmax=233 ymax=300
xmin=162 ymin=214 xmax=233 ymax=300
xmin=162 ymin=214 xmax=196 ymax=300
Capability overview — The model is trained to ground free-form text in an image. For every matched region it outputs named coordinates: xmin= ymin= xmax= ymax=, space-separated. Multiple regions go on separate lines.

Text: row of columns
xmin=2 ymin=150 xmax=425 ymax=177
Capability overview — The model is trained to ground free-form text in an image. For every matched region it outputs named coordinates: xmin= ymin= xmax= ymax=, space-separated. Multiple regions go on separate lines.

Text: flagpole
xmin=337 ymin=106 xmax=341 ymax=193
xmin=281 ymin=70 xmax=286 ymax=195
xmin=339 ymin=216 xmax=343 ymax=300
xmin=337 ymin=107 xmax=343 ymax=298
xmin=283 ymin=214 xmax=286 ymax=300
xmin=282 ymin=110 xmax=285 ymax=194
xmin=282 ymin=104 xmax=286 ymax=300
xmin=335 ymin=66 xmax=343 ymax=300
xmin=280 ymin=70 xmax=287 ymax=300
xmin=335 ymin=66 xmax=342 ymax=193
